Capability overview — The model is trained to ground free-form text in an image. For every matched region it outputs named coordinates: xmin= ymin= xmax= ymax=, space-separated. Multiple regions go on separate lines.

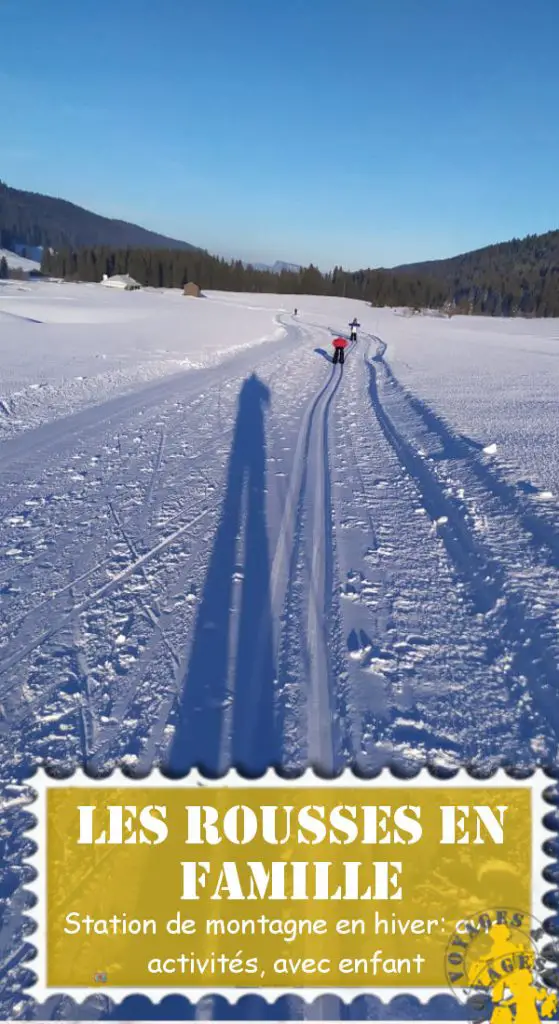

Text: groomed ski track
xmin=2 ymin=305 xmax=559 ymax=1014
xmin=1 ymin=313 xmax=558 ymax=782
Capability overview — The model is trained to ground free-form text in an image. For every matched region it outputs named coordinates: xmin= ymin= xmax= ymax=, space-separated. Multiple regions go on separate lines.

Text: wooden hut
xmin=183 ymin=281 xmax=201 ymax=297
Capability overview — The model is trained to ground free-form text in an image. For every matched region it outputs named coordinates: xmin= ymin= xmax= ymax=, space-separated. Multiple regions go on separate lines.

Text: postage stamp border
xmin=24 ymin=767 xmax=553 ymax=1005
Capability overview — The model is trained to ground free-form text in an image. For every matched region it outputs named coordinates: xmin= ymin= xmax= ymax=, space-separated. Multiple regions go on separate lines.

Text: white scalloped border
xmin=25 ymin=767 xmax=551 ymax=1005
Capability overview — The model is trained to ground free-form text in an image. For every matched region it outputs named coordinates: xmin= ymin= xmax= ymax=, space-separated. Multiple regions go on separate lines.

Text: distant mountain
xmin=0 ymin=181 xmax=199 ymax=253
xmin=242 ymin=259 xmax=301 ymax=273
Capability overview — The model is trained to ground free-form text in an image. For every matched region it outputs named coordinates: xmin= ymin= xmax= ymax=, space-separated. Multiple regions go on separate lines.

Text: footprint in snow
xmin=347 ymin=628 xmax=374 ymax=661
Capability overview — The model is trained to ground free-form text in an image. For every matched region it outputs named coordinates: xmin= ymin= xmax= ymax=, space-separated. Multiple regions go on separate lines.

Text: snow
xmin=1 ymin=283 xmax=559 ymax=775
xmin=0 ymin=281 xmax=288 ymax=440
xmin=382 ymin=309 xmax=559 ymax=496
xmin=0 ymin=247 xmax=41 ymax=272
xmin=101 ymin=273 xmax=141 ymax=289
xmin=1 ymin=280 xmax=559 ymax=1013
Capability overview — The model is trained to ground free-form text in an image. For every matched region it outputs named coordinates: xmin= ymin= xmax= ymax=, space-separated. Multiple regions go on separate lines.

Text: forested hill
xmin=391 ymin=229 xmax=559 ymax=315
xmin=394 ymin=229 xmax=559 ymax=279
xmin=0 ymin=181 xmax=198 ymax=252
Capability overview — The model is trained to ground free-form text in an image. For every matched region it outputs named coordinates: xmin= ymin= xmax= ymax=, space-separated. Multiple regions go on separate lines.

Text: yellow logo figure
xmin=466 ymin=923 xmax=557 ymax=1023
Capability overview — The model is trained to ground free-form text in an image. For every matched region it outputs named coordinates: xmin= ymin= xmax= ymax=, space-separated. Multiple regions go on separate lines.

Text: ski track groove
xmin=137 ymin=425 xmax=166 ymax=538
xmin=0 ymin=503 xmax=218 ymax=688
xmin=305 ymin=366 xmax=342 ymax=773
xmin=275 ymin=338 xmax=353 ymax=773
xmin=0 ymin=442 xmax=221 ymax=651
xmin=107 ymin=500 xmax=180 ymax=669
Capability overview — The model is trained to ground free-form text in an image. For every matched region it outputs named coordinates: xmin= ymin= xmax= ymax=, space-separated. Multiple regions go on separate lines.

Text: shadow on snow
xmin=165 ymin=373 xmax=278 ymax=777
xmin=314 ymin=347 xmax=332 ymax=363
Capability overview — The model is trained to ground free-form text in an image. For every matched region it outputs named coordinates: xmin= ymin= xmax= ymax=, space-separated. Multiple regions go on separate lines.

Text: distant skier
xmin=332 ymin=336 xmax=348 ymax=365
xmin=349 ymin=317 xmax=361 ymax=342
xmin=294 ymin=307 xmax=298 ymax=316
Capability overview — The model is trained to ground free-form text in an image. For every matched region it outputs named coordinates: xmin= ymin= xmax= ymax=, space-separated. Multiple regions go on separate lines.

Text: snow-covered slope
xmin=0 ymin=247 xmax=41 ymax=272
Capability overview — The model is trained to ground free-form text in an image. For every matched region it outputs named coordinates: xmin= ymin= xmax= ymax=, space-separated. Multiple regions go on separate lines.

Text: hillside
xmin=392 ymin=229 xmax=559 ymax=315
xmin=0 ymin=181 xmax=198 ymax=253
xmin=394 ymin=229 xmax=559 ymax=278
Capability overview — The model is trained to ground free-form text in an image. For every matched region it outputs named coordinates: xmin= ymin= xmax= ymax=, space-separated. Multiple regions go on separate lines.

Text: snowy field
xmin=1 ymin=280 xmax=559 ymax=1014
xmin=2 ymin=281 xmax=559 ymax=775
xmin=0 ymin=280 xmax=285 ymax=440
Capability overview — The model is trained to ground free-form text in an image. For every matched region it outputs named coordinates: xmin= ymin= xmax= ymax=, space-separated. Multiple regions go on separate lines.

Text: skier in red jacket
xmin=332 ymin=336 xmax=348 ymax=365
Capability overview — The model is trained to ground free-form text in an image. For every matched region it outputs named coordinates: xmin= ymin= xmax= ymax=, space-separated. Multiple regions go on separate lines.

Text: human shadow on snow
xmin=368 ymin=354 xmax=559 ymax=749
xmin=382 ymin=356 xmax=559 ymax=568
xmin=165 ymin=373 xmax=277 ymax=777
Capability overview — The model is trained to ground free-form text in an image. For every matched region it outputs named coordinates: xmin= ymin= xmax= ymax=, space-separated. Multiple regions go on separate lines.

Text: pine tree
xmin=0 ymin=255 xmax=8 ymax=279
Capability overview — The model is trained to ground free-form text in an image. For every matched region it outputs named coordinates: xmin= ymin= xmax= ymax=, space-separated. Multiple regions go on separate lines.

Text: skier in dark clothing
xmin=349 ymin=318 xmax=361 ymax=342
xmin=332 ymin=336 xmax=348 ymax=365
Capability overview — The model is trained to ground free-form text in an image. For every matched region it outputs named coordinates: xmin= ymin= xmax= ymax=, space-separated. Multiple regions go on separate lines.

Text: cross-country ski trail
xmin=1 ymin=311 xmax=558 ymax=784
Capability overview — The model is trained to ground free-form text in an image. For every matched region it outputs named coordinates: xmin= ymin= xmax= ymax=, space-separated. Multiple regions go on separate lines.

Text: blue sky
xmin=2 ymin=0 xmax=559 ymax=269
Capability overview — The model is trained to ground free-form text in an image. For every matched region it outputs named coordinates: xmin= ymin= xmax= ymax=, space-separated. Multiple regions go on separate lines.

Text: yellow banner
xmin=45 ymin=784 xmax=532 ymax=990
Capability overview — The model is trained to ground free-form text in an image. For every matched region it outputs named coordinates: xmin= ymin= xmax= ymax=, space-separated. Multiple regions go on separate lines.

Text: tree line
xmin=40 ymin=245 xmax=452 ymax=311
xmin=395 ymin=229 xmax=559 ymax=316
xmin=4 ymin=177 xmax=559 ymax=315
xmin=40 ymin=242 xmax=559 ymax=317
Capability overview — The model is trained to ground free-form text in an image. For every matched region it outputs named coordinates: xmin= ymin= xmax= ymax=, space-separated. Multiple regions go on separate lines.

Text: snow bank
xmin=0 ymin=281 xmax=287 ymax=439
